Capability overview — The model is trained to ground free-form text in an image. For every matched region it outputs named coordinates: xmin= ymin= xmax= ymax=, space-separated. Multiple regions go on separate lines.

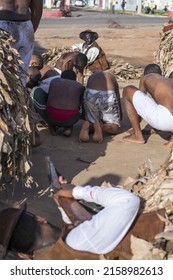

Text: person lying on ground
xmin=55 ymin=51 xmax=88 ymax=85
xmin=29 ymin=53 xmax=61 ymax=93
xmin=30 ymin=53 xmax=60 ymax=79
xmin=26 ymin=66 xmax=42 ymax=91
xmin=71 ymin=29 xmax=109 ymax=73
xmin=30 ymin=69 xmax=85 ymax=137
xmin=122 ymin=65 xmax=173 ymax=148
xmin=79 ymin=71 xmax=122 ymax=143
xmin=0 ymin=184 xmax=140 ymax=260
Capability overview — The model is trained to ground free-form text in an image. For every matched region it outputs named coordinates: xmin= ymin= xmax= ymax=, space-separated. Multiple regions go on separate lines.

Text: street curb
xmin=42 ymin=9 xmax=63 ymax=18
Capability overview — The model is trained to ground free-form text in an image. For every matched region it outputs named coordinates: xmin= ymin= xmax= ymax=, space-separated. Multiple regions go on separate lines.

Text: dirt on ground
xmin=0 ymin=15 xmax=171 ymax=229
xmin=35 ymin=23 xmax=162 ymax=68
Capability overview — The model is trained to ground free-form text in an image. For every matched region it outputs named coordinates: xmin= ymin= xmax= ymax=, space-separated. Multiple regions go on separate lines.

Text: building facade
xmin=43 ymin=0 xmax=173 ymax=11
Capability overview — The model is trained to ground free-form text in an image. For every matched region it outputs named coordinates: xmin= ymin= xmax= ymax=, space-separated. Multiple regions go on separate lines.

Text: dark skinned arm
xmin=30 ymin=0 xmax=43 ymax=33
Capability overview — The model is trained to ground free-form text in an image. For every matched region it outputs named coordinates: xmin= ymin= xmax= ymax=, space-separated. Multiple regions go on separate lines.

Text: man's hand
xmin=58 ymin=175 xmax=68 ymax=185
xmin=54 ymin=184 xmax=76 ymax=199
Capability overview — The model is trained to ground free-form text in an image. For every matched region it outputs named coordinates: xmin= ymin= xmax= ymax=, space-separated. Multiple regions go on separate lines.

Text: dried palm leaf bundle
xmin=154 ymin=26 xmax=173 ymax=77
xmin=0 ymin=29 xmax=35 ymax=188
xmin=123 ymin=149 xmax=173 ymax=259
xmin=42 ymin=46 xmax=71 ymax=67
xmin=43 ymin=47 xmax=143 ymax=81
xmin=108 ymin=60 xmax=143 ymax=81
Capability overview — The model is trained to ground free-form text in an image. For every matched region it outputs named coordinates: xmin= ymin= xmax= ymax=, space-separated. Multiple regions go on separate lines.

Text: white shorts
xmin=133 ymin=90 xmax=173 ymax=132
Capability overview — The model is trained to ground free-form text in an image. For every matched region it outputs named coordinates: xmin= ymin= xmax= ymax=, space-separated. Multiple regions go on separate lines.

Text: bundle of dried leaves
xmin=102 ymin=150 xmax=173 ymax=259
xmin=43 ymin=47 xmax=143 ymax=82
xmin=154 ymin=27 xmax=173 ymax=77
xmin=0 ymin=29 xmax=36 ymax=188
xmin=122 ymin=149 xmax=173 ymax=259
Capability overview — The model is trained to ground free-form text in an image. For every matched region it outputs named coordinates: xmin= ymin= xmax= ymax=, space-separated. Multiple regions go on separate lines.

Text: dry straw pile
xmin=0 ymin=29 xmax=36 ymax=188
xmin=122 ymin=150 xmax=173 ymax=259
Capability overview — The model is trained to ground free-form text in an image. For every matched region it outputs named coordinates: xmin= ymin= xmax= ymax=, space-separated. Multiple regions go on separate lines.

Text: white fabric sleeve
xmin=66 ymin=185 xmax=140 ymax=254
xmin=71 ymin=43 xmax=83 ymax=51
xmin=86 ymin=47 xmax=99 ymax=64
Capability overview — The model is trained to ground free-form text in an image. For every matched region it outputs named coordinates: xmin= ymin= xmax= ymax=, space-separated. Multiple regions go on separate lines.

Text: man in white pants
xmin=122 ymin=65 xmax=173 ymax=148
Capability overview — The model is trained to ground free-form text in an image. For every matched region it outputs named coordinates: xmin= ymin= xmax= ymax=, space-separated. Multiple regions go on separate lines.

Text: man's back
xmin=139 ymin=73 xmax=173 ymax=112
xmin=87 ymin=71 xmax=119 ymax=91
xmin=47 ymin=78 xmax=85 ymax=110
xmin=56 ymin=51 xmax=79 ymax=72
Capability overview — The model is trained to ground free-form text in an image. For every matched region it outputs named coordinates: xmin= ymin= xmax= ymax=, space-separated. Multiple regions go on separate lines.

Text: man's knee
xmin=122 ymin=85 xmax=138 ymax=100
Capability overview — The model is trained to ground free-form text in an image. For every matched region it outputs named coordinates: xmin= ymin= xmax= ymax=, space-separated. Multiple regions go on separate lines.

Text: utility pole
xmin=137 ymin=0 xmax=142 ymax=14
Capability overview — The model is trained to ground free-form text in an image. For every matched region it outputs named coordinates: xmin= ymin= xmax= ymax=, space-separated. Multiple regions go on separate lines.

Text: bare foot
xmin=79 ymin=121 xmax=90 ymax=142
xmin=92 ymin=121 xmax=103 ymax=143
xmin=63 ymin=127 xmax=73 ymax=137
xmin=126 ymin=128 xmax=134 ymax=135
xmin=127 ymin=127 xmax=156 ymax=136
xmin=126 ymin=128 xmax=157 ymax=135
xmin=48 ymin=125 xmax=59 ymax=136
xmin=123 ymin=133 xmax=145 ymax=144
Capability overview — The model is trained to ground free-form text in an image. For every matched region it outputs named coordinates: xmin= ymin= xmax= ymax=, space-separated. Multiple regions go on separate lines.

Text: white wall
xmin=126 ymin=0 xmax=137 ymax=11
xmin=113 ymin=0 xmax=137 ymax=11
xmin=44 ymin=0 xmax=53 ymax=8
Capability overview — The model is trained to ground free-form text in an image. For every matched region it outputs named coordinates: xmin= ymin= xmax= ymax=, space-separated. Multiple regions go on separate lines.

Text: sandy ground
xmin=0 ymin=13 xmax=171 ymax=228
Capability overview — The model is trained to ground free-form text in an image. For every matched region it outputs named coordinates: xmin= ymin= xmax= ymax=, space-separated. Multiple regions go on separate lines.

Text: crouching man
xmin=79 ymin=71 xmax=122 ymax=143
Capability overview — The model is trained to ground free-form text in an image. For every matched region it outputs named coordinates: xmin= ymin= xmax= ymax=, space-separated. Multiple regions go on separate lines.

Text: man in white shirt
xmin=0 ymin=184 xmax=140 ymax=259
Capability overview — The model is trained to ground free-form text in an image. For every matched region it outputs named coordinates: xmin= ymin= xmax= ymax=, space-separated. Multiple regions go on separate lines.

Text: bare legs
xmin=79 ymin=121 xmax=119 ymax=143
xmin=79 ymin=120 xmax=103 ymax=143
xmin=63 ymin=127 xmax=73 ymax=137
xmin=92 ymin=121 xmax=103 ymax=143
xmin=122 ymin=85 xmax=145 ymax=144
xmin=79 ymin=121 xmax=90 ymax=142
xmin=48 ymin=125 xmax=73 ymax=137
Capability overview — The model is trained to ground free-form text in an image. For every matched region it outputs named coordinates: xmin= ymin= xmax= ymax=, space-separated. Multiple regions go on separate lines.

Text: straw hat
xmin=79 ymin=29 xmax=98 ymax=41
xmin=0 ymin=204 xmax=26 ymax=258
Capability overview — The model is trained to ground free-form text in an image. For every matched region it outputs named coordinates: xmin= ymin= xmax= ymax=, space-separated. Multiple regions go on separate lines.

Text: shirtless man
xmin=55 ymin=51 xmax=88 ymax=85
xmin=31 ymin=70 xmax=85 ymax=136
xmin=0 ymin=1 xmax=43 ymax=83
xmin=123 ymin=73 xmax=173 ymax=148
xmin=79 ymin=71 xmax=122 ymax=143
